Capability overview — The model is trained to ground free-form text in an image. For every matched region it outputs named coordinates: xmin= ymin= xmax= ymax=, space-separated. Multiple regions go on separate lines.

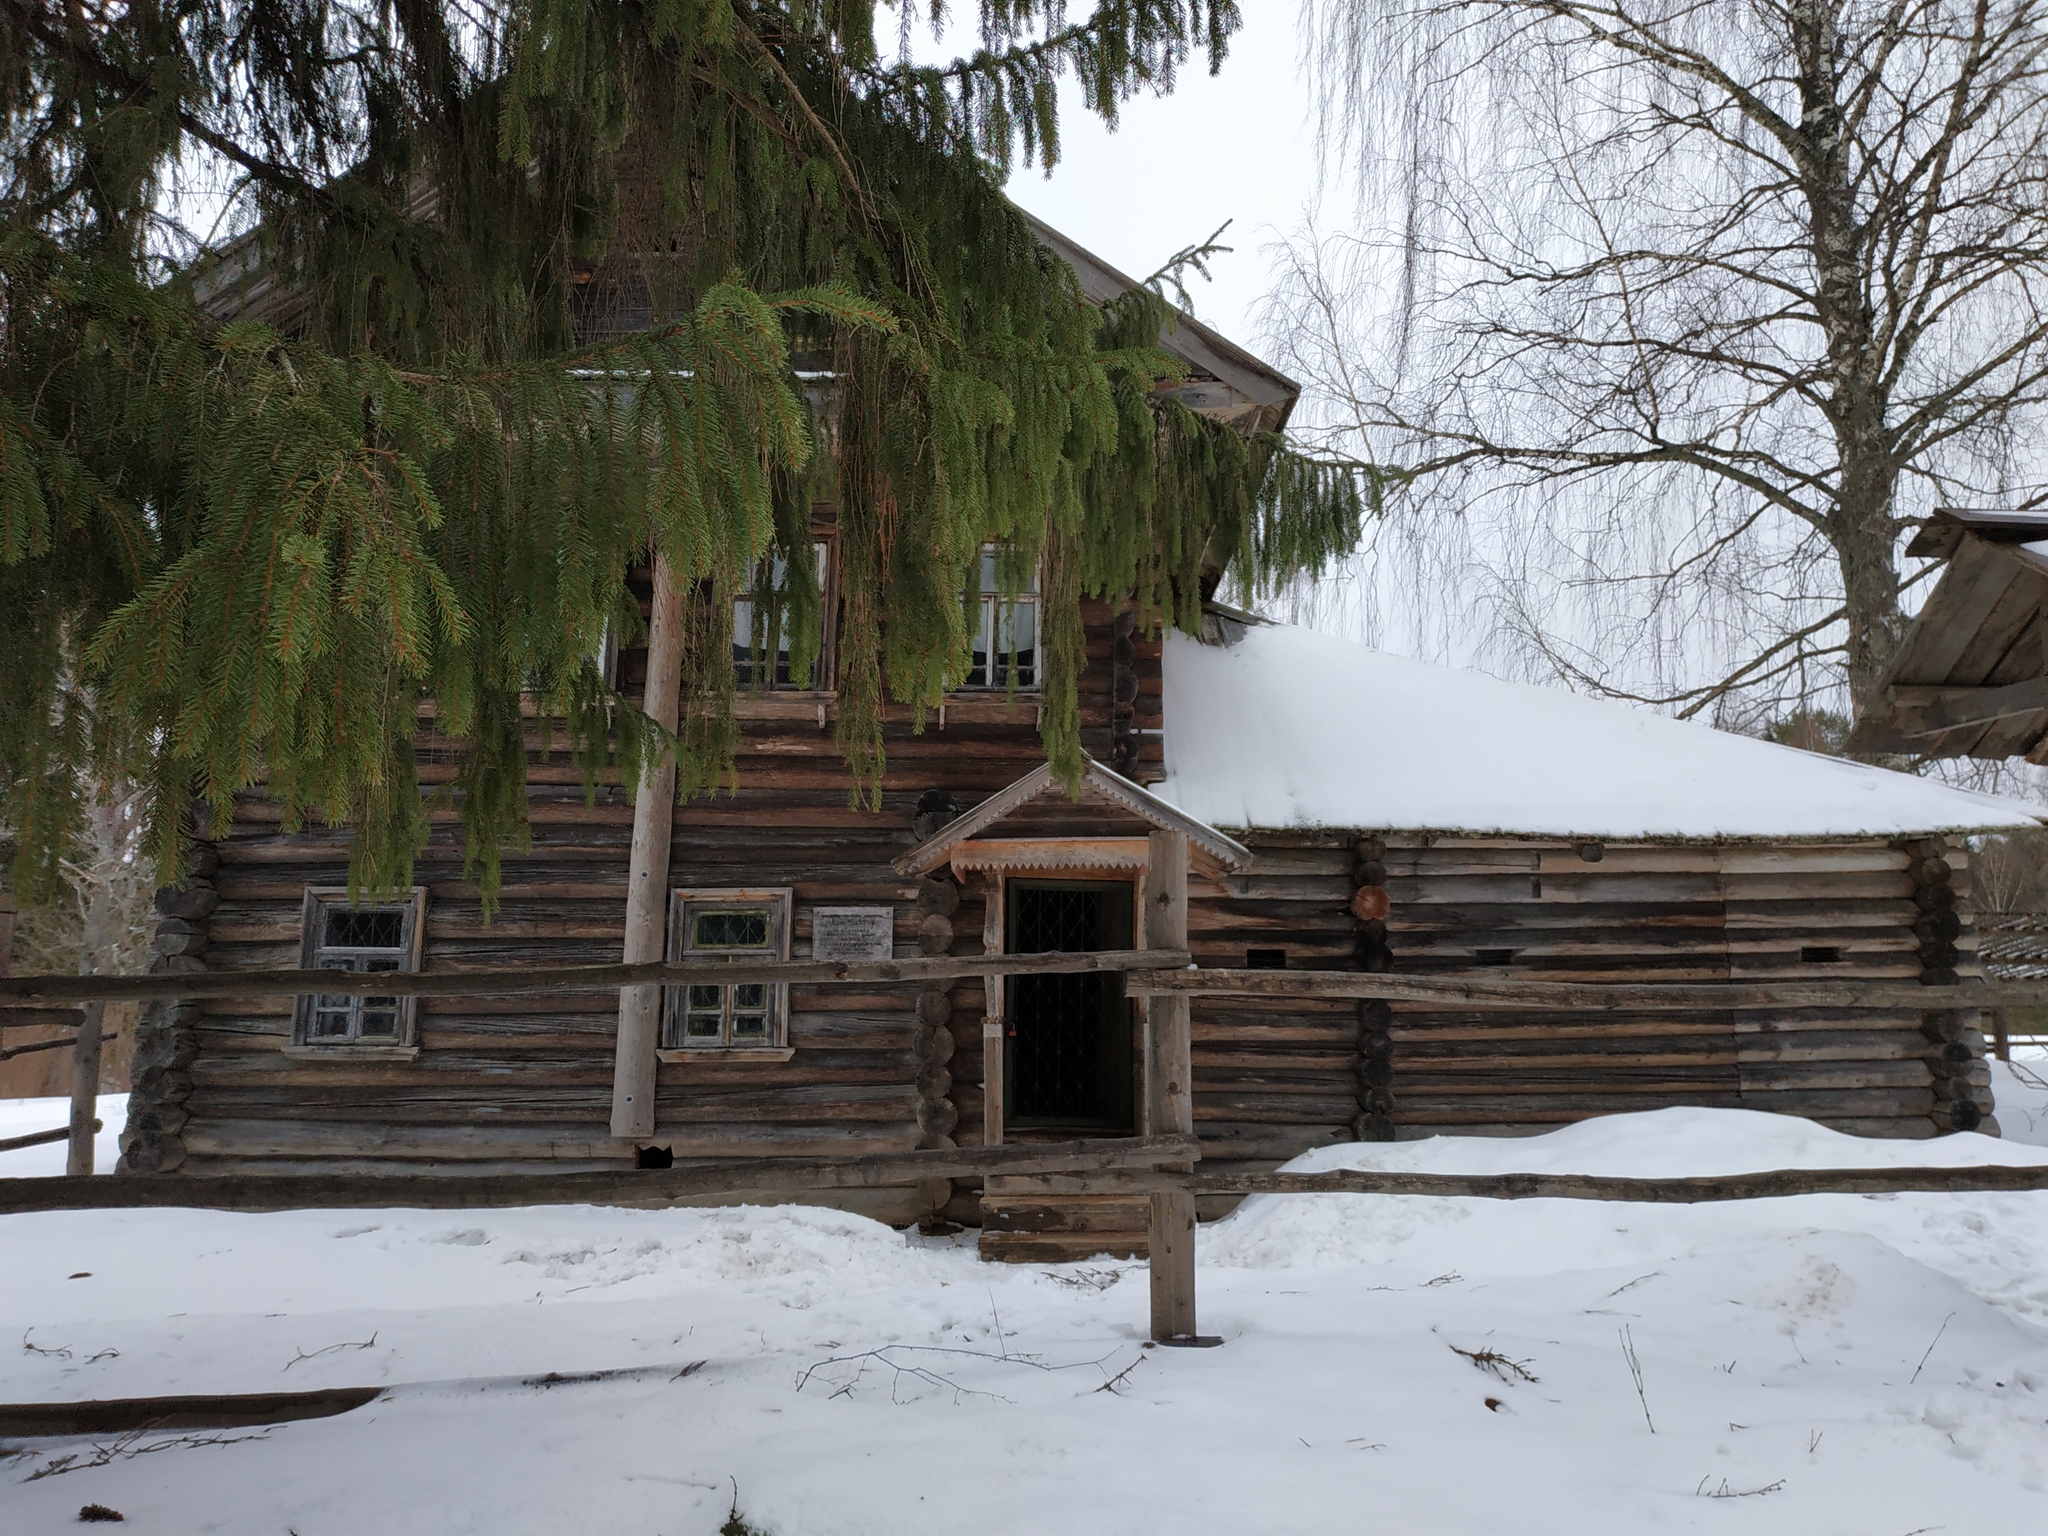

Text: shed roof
xmin=1152 ymin=619 xmax=2041 ymax=840
xmin=1848 ymin=513 xmax=2048 ymax=760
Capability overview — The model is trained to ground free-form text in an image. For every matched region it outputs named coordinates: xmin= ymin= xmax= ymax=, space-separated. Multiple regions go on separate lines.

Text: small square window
xmin=293 ymin=889 xmax=425 ymax=1048
xmin=663 ymin=889 xmax=793 ymax=1050
xmin=1801 ymin=945 xmax=1845 ymax=964
xmin=1246 ymin=948 xmax=1288 ymax=969
xmin=1474 ymin=948 xmax=1516 ymax=967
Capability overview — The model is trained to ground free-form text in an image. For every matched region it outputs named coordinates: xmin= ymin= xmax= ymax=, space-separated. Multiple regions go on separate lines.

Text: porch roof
xmin=893 ymin=757 xmax=1252 ymax=878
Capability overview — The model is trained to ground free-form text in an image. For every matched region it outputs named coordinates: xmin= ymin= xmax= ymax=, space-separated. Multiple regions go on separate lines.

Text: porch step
xmin=977 ymin=1176 xmax=1150 ymax=1263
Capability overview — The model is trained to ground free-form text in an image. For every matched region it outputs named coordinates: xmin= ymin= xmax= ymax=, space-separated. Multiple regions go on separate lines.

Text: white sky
xmin=994 ymin=7 xmax=1326 ymax=357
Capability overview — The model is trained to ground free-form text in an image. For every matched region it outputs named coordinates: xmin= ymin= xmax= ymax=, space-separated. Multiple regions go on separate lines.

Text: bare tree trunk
xmin=1833 ymin=453 xmax=1909 ymax=712
xmin=1791 ymin=0 xmax=1909 ymax=711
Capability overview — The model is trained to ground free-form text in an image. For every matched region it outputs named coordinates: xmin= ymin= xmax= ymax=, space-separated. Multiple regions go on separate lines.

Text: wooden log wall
xmin=1901 ymin=836 xmax=1997 ymax=1133
xmin=1149 ymin=829 xmax=1990 ymax=1220
xmin=123 ymin=598 xmax=1157 ymax=1226
xmin=1378 ymin=835 xmax=1977 ymax=1141
xmin=1184 ymin=835 xmax=1363 ymax=1217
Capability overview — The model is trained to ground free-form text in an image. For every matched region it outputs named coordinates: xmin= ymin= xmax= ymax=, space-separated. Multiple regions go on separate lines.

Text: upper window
xmin=735 ymin=540 xmax=833 ymax=690
xmin=293 ymin=888 xmax=426 ymax=1048
xmin=664 ymin=888 xmax=793 ymax=1050
xmin=960 ymin=545 xmax=1039 ymax=691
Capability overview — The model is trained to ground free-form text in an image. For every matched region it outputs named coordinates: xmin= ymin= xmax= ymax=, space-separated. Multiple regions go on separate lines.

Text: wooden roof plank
xmin=1898 ymin=537 xmax=2028 ymax=681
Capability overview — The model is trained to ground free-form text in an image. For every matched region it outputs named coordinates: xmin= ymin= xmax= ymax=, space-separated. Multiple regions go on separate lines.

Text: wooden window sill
xmin=284 ymin=1044 xmax=421 ymax=1061
xmin=727 ymin=693 xmax=1042 ymax=726
xmin=657 ymin=1047 xmax=795 ymax=1064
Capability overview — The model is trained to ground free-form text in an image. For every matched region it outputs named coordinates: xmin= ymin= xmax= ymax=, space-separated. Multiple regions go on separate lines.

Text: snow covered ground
xmin=6 ymin=1107 xmax=2048 ymax=1534
xmin=0 ymin=1094 xmax=126 ymax=1178
xmin=1992 ymin=1056 xmax=2048 ymax=1146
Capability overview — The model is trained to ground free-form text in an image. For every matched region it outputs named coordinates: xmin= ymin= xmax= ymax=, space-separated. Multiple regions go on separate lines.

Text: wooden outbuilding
xmin=1849 ymin=507 xmax=2048 ymax=759
xmin=119 ymin=250 xmax=2044 ymax=1259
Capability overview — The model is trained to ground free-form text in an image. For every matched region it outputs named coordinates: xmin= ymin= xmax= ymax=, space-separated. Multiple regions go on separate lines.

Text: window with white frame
xmin=734 ymin=540 xmax=833 ymax=690
xmin=663 ymin=888 xmax=792 ymax=1049
xmin=960 ymin=544 xmax=1038 ymax=690
xmin=293 ymin=888 xmax=427 ymax=1047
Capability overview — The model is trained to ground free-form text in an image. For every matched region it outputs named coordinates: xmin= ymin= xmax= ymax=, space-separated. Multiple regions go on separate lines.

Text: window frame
xmin=733 ymin=536 xmax=838 ymax=694
xmin=661 ymin=887 xmax=794 ymax=1055
xmin=956 ymin=542 xmax=1041 ymax=694
xmin=290 ymin=887 xmax=428 ymax=1053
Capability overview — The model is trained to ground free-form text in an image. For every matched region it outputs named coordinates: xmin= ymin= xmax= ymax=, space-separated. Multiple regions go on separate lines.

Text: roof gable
xmin=894 ymin=757 xmax=1251 ymax=877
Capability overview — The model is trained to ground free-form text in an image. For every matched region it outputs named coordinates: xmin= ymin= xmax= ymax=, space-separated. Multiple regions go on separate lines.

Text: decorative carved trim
xmin=946 ymin=838 xmax=1153 ymax=878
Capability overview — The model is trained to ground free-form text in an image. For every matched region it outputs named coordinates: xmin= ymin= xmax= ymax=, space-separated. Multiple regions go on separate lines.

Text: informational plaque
xmin=810 ymin=906 xmax=896 ymax=962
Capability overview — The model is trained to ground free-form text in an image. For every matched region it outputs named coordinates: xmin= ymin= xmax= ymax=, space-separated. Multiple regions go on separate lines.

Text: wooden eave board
xmin=1017 ymin=210 xmax=1300 ymax=430
xmin=1905 ymin=506 xmax=2048 ymax=559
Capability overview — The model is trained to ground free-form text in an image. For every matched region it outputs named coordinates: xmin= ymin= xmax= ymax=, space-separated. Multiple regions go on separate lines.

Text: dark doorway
xmin=1005 ymin=879 xmax=1136 ymax=1130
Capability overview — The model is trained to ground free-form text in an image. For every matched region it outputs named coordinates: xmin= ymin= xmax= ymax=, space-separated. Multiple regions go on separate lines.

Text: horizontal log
xmin=1191 ymin=1164 xmax=2048 ymax=1201
xmin=0 ymin=1386 xmax=386 ymax=1438
xmin=0 ymin=1134 xmax=1200 ymax=1214
xmin=16 ymin=959 xmax=2030 ymax=1015
xmin=0 ymin=1123 xmax=85 ymax=1154
xmin=0 ymin=1007 xmax=84 ymax=1028
xmin=1891 ymin=676 xmax=2048 ymax=736
xmin=178 ymin=1118 xmax=915 ymax=1161
xmin=1129 ymin=968 xmax=2031 ymax=1012
xmin=0 ymin=948 xmax=1189 ymax=1006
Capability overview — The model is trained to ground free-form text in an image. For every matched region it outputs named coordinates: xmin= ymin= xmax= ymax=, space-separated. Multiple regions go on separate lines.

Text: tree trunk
xmin=1790 ymin=0 xmax=1906 ymax=717
xmin=1833 ymin=454 xmax=1908 ymax=715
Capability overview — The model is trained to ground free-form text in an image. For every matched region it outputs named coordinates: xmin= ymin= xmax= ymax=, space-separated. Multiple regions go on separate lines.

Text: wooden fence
xmin=6 ymin=950 xmax=2048 ymax=1345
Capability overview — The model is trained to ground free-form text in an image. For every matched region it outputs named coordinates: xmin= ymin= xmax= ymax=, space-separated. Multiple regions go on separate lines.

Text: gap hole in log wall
xmin=1246 ymin=948 xmax=1288 ymax=969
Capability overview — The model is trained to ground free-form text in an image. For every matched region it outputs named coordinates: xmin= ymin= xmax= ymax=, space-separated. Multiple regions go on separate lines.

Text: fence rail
xmin=3 ymin=955 xmax=2044 ymax=1012
xmin=0 ymin=949 xmax=1188 ymax=1007
xmin=6 ymin=946 xmax=2044 ymax=1346
xmin=0 ymin=1122 xmax=95 ymax=1156
xmin=0 ymin=1134 xmax=1199 ymax=1216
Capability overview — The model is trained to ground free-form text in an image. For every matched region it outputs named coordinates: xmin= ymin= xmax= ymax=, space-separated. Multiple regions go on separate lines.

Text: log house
xmin=120 ymin=236 xmax=2046 ymax=1260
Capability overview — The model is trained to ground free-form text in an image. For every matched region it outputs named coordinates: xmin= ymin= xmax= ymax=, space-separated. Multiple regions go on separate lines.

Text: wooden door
xmin=1003 ymin=879 xmax=1136 ymax=1130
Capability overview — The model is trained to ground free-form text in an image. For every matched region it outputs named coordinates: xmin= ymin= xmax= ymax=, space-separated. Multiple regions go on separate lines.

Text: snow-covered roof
xmin=1154 ymin=621 xmax=2044 ymax=840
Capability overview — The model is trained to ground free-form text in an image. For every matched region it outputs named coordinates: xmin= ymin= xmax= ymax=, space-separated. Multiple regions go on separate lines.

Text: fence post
xmin=1144 ymin=830 xmax=1208 ymax=1344
xmin=66 ymin=1002 xmax=103 ymax=1176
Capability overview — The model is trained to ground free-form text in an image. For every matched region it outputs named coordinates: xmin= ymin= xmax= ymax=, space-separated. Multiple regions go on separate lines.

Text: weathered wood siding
xmin=158 ymin=600 xmax=1157 ymax=1217
xmin=1378 ymin=836 xmax=1977 ymax=1140
xmin=1187 ymin=836 xmax=1360 ymax=1187
xmin=129 ymin=597 xmax=1996 ymax=1207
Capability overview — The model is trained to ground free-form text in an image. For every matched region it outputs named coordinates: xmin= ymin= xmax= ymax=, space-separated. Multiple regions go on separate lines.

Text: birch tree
xmin=1275 ymin=0 xmax=2048 ymax=720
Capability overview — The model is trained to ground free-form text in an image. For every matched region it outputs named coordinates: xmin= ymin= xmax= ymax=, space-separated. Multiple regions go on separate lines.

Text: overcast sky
xmin=993 ymin=8 xmax=1327 ymax=359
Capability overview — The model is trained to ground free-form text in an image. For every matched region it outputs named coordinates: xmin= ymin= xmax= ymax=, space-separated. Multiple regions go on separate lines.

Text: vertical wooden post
xmin=982 ymin=870 xmax=1006 ymax=1147
xmin=1144 ymin=829 xmax=1203 ymax=1343
xmin=66 ymin=1002 xmax=105 ymax=1176
xmin=610 ymin=555 xmax=685 ymax=1141
xmin=1992 ymin=1010 xmax=2011 ymax=1062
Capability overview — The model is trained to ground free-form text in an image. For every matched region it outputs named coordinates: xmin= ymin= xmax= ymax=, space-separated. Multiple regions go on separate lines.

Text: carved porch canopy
xmin=892 ymin=756 xmax=1251 ymax=882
